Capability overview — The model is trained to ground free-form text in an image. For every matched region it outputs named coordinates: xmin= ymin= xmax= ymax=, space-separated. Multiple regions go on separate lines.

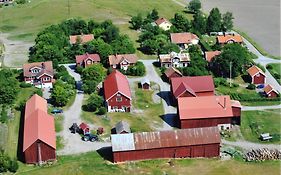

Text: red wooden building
xmin=171 ymin=75 xmax=215 ymax=102
xmin=79 ymin=122 xmax=90 ymax=135
xmin=23 ymin=61 xmax=54 ymax=88
xmin=111 ymin=127 xmax=221 ymax=163
xmin=247 ymin=65 xmax=266 ymax=84
xmin=264 ymin=84 xmax=279 ymax=98
xmin=75 ymin=53 xmax=100 ymax=68
xmin=177 ymin=96 xmax=241 ymax=130
xmin=103 ymin=70 xmax=132 ymax=112
xmin=140 ymin=78 xmax=150 ymax=90
xmin=23 ymin=94 xmax=56 ymax=164
xmin=164 ymin=67 xmax=182 ymax=82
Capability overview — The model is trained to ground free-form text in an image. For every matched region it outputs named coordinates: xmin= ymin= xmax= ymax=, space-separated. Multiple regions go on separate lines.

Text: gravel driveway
xmin=222 ymin=139 xmax=281 ymax=151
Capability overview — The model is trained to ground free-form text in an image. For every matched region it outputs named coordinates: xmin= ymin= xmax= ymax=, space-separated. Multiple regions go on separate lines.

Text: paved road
xmin=128 ymin=60 xmax=176 ymax=130
xmin=222 ymin=139 xmax=281 ymax=151
xmin=242 ymin=104 xmax=281 ymax=111
xmin=58 ymin=64 xmax=110 ymax=156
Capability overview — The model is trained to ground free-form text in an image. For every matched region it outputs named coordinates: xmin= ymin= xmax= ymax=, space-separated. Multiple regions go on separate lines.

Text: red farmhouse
xmin=75 ymin=53 xmax=100 ymax=68
xmin=264 ymin=84 xmax=279 ymax=98
xmin=23 ymin=94 xmax=56 ymax=164
xmin=177 ymin=96 xmax=241 ymax=130
xmin=103 ymin=70 xmax=132 ymax=112
xmin=23 ymin=61 xmax=54 ymax=88
xmin=171 ymin=75 xmax=215 ymax=101
xmin=111 ymin=127 xmax=221 ymax=163
xmin=247 ymin=65 xmax=266 ymax=84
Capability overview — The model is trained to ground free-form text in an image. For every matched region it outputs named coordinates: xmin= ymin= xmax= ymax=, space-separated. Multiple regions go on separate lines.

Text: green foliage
xmin=0 ymin=150 xmax=18 ymax=173
xmin=129 ymin=13 xmax=143 ymax=30
xmin=222 ymin=12 xmax=234 ymax=32
xmin=147 ymin=8 xmax=159 ymax=22
xmin=0 ymin=69 xmax=20 ymax=105
xmin=111 ymin=35 xmax=136 ymax=54
xmin=55 ymin=66 xmax=75 ymax=86
xmin=170 ymin=13 xmax=191 ymax=32
xmin=246 ymin=84 xmax=256 ymax=90
xmin=0 ymin=107 xmax=8 ymax=124
xmin=15 ymin=0 xmax=27 ymax=4
xmin=33 ymin=88 xmax=43 ymax=97
xmin=97 ymin=107 xmax=107 ymax=115
xmin=255 ymin=63 xmax=266 ymax=73
xmin=20 ymin=82 xmax=32 ymax=88
xmin=123 ymin=61 xmax=146 ymax=76
xmin=191 ymin=12 xmax=206 ymax=34
xmin=51 ymin=80 xmax=75 ymax=107
xmin=207 ymin=8 xmax=222 ymax=33
xmin=266 ymin=64 xmax=273 ymax=69
xmin=214 ymin=77 xmax=228 ymax=87
xmin=84 ymin=93 xmax=103 ymax=112
xmin=187 ymin=0 xmax=201 ymax=13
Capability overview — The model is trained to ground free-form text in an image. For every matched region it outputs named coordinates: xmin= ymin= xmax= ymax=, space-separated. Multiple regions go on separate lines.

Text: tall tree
xmin=207 ymin=8 xmax=222 ymax=33
xmin=192 ymin=12 xmax=206 ymax=34
xmin=187 ymin=0 xmax=201 ymax=13
xmin=0 ymin=69 xmax=19 ymax=105
xmin=171 ymin=13 xmax=190 ymax=32
xmin=129 ymin=13 xmax=143 ymax=30
xmin=221 ymin=12 xmax=234 ymax=32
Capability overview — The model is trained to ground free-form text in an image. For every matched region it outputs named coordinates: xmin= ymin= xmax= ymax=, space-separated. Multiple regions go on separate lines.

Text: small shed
xmin=264 ymin=84 xmax=279 ymax=98
xmin=115 ymin=121 xmax=131 ymax=134
xmin=246 ymin=65 xmax=266 ymax=84
xmin=141 ymin=78 xmax=150 ymax=90
xmin=79 ymin=122 xmax=90 ymax=135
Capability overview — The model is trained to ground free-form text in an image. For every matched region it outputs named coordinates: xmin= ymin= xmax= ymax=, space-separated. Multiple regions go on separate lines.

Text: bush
xmin=247 ymin=84 xmax=256 ymax=90
xmin=33 ymin=88 xmax=43 ymax=97
xmin=8 ymin=159 xmax=18 ymax=173
xmin=125 ymin=61 xmax=146 ymax=76
xmin=20 ymin=82 xmax=32 ymax=88
xmin=214 ymin=77 xmax=228 ymax=87
xmin=231 ymin=83 xmax=239 ymax=88
xmin=15 ymin=0 xmax=27 ymax=4
xmin=160 ymin=67 xmax=167 ymax=74
xmin=266 ymin=64 xmax=273 ymax=69
xmin=273 ymin=73 xmax=281 ymax=79
xmin=97 ymin=107 xmax=107 ymax=115
xmin=0 ymin=150 xmax=18 ymax=173
xmin=255 ymin=63 xmax=266 ymax=73
xmin=0 ymin=107 xmax=8 ymax=123
xmin=85 ymin=93 xmax=103 ymax=112
xmin=76 ymin=66 xmax=83 ymax=74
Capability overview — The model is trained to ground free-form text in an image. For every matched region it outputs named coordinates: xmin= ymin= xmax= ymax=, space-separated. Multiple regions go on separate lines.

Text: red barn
xmin=164 ymin=67 xmax=183 ymax=82
xmin=23 ymin=95 xmax=56 ymax=164
xmin=171 ymin=76 xmax=215 ymax=103
xmin=264 ymin=84 xmax=279 ymax=98
xmin=111 ymin=127 xmax=221 ymax=163
xmin=104 ymin=70 xmax=132 ymax=112
xmin=177 ymin=96 xmax=241 ymax=130
xmin=79 ymin=122 xmax=90 ymax=135
xmin=23 ymin=61 xmax=54 ymax=88
xmin=247 ymin=65 xmax=266 ymax=84
xmin=75 ymin=53 xmax=100 ymax=68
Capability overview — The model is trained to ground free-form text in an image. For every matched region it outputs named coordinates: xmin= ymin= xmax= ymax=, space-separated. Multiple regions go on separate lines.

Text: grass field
xmin=16 ymin=151 xmax=281 ymax=175
xmin=267 ymin=63 xmax=281 ymax=84
xmin=241 ymin=109 xmax=281 ymax=144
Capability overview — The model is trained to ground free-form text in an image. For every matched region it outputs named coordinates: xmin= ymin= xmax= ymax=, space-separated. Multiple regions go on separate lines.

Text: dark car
xmin=83 ymin=133 xmax=99 ymax=142
xmin=257 ymin=84 xmax=265 ymax=89
xmin=51 ymin=109 xmax=63 ymax=114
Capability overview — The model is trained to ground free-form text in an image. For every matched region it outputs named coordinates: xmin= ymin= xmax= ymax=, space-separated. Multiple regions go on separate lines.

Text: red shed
xmin=23 ymin=95 xmax=56 ymax=164
xmin=264 ymin=84 xmax=279 ymax=98
xmin=79 ymin=122 xmax=90 ymax=135
xmin=140 ymin=78 xmax=150 ymax=90
xmin=103 ymin=70 xmax=132 ymax=112
xmin=111 ymin=127 xmax=221 ymax=163
xmin=247 ymin=65 xmax=266 ymax=84
xmin=178 ymin=96 xmax=240 ymax=130
xmin=75 ymin=53 xmax=100 ymax=68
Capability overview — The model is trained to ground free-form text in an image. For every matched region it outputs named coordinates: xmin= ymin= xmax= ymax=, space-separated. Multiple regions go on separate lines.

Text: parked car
xmin=257 ymin=84 xmax=265 ymax=89
xmin=83 ymin=133 xmax=99 ymax=142
xmin=69 ymin=123 xmax=80 ymax=134
xmin=51 ymin=109 xmax=63 ymax=114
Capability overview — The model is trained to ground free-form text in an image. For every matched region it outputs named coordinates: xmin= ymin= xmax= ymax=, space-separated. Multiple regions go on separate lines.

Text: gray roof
xmin=115 ymin=121 xmax=131 ymax=134
xmin=141 ymin=78 xmax=150 ymax=85
xmin=111 ymin=133 xmax=135 ymax=152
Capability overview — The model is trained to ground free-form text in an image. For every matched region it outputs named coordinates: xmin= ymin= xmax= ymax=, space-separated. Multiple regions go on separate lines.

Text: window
xmin=43 ymin=77 xmax=50 ymax=81
xmin=116 ymin=94 xmax=122 ymax=102
xmin=31 ymin=69 xmax=39 ymax=73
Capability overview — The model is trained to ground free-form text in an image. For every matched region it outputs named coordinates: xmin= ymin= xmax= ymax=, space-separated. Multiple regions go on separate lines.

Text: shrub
xmin=266 ymin=64 xmax=273 ymax=69
xmin=126 ymin=61 xmax=146 ymax=76
xmin=255 ymin=63 xmax=266 ymax=73
xmin=97 ymin=107 xmax=107 ymax=115
xmin=231 ymin=83 xmax=239 ymax=88
xmin=20 ymin=82 xmax=32 ymax=88
xmin=85 ymin=93 xmax=103 ymax=112
xmin=247 ymin=84 xmax=256 ymax=90
xmin=0 ymin=107 xmax=8 ymax=123
xmin=8 ymin=159 xmax=18 ymax=173
xmin=0 ymin=150 xmax=18 ymax=173
xmin=15 ymin=0 xmax=27 ymax=4
xmin=214 ymin=77 xmax=228 ymax=87
xmin=33 ymin=88 xmax=43 ymax=97
xmin=160 ymin=67 xmax=167 ymax=74
xmin=273 ymin=73 xmax=281 ymax=79
xmin=76 ymin=66 xmax=83 ymax=74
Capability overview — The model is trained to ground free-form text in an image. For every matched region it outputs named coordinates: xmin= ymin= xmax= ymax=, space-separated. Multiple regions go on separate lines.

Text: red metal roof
xmin=111 ymin=127 xmax=220 ymax=152
xmin=247 ymin=65 xmax=265 ymax=77
xmin=174 ymin=82 xmax=196 ymax=98
xmin=25 ymin=94 xmax=47 ymax=119
xmin=69 ymin=34 xmax=94 ymax=44
xmin=155 ymin=17 xmax=170 ymax=26
xmin=164 ymin=67 xmax=183 ymax=78
xmin=75 ymin=53 xmax=100 ymax=65
xmin=217 ymin=34 xmax=243 ymax=44
xmin=103 ymin=70 xmax=131 ymax=101
xmin=264 ymin=84 xmax=279 ymax=95
xmin=170 ymin=32 xmax=199 ymax=44
xmin=171 ymin=76 xmax=215 ymax=98
xmin=79 ymin=122 xmax=89 ymax=131
xmin=205 ymin=50 xmax=221 ymax=62
xmin=178 ymin=96 xmax=234 ymax=120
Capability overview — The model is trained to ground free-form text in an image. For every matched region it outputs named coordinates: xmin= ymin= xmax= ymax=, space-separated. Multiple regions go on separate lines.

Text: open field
xmin=200 ymin=0 xmax=280 ymax=57
xmin=267 ymin=63 xmax=281 ymax=85
xmin=16 ymin=151 xmax=281 ymax=175
xmin=241 ymin=109 xmax=281 ymax=144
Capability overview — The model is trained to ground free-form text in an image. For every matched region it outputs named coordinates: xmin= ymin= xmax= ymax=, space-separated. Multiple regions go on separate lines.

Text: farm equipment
xmin=83 ymin=133 xmax=99 ymax=142
xmin=69 ymin=123 xmax=80 ymax=134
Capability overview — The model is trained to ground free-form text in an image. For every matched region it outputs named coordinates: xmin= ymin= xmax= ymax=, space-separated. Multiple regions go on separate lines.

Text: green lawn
xmin=267 ymin=63 xmax=281 ymax=84
xmin=0 ymin=123 xmax=8 ymax=150
xmin=56 ymin=136 xmax=64 ymax=151
xmin=16 ymin=151 xmax=281 ymax=175
xmin=54 ymin=115 xmax=63 ymax=133
xmin=201 ymin=35 xmax=217 ymax=46
xmin=241 ymin=110 xmax=281 ymax=144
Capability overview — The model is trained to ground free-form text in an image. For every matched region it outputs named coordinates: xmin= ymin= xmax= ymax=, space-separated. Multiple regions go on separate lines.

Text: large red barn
xmin=23 ymin=94 xmax=56 ymax=164
xmin=111 ymin=127 xmax=221 ymax=163
xmin=177 ymin=96 xmax=241 ymax=130
xmin=103 ymin=70 xmax=132 ymax=112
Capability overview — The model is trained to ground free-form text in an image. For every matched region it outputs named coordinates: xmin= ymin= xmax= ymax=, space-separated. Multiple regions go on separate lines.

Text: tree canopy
xmin=0 ymin=69 xmax=19 ymax=105
xmin=187 ymin=0 xmax=201 ymax=13
xmin=207 ymin=8 xmax=222 ymax=33
xmin=222 ymin=12 xmax=234 ymax=32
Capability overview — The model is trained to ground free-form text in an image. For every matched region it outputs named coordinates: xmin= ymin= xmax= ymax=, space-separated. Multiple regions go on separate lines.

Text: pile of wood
xmin=245 ymin=148 xmax=281 ymax=161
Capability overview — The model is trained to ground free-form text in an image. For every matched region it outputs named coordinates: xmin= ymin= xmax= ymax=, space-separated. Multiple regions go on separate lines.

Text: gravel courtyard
xmin=200 ymin=0 xmax=280 ymax=56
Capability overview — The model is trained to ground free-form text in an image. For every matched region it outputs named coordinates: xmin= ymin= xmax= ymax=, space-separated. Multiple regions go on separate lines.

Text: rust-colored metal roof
xmin=23 ymin=61 xmax=54 ymax=78
xmin=171 ymin=76 xmax=215 ymax=98
xmin=111 ymin=127 xmax=220 ymax=152
xmin=164 ymin=67 xmax=182 ymax=78
xmin=79 ymin=122 xmax=89 ymax=131
xmin=103 ymin=70 xmax=131 ymax=101
xmin=170 ymin=32 xmax=199 ymax=44
xmin=174 ymin=82 xmax=196 ymax=98
xmin=155 ymin=17 xmax=170 ymax=26
xmin=231 ymin=100 xmax=242 ymax=108
xmin=264 ymin=84 xmax=279 ymax=95
xmin=247 ymin=65 xmax=265 ymax=77
xmin=69 ymin=34 xmax=94 ymax=44
xmin=75 ymin=53 xmax=100 ymax=65
xmin=178 ymin=96 xmax=234 ymax=120
xmin=205 ymin=50 xmax=221 ymax=62
xmin=25 ymin=94 xmax=47 ymax=119
xmin=108 ymin=54 xmax=138 ymax=66
xmin=217 ymin=34 xmax=243 ymax=44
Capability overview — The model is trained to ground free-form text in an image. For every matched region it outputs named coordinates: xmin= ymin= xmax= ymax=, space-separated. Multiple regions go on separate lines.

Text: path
xmin=242 ymin=104 xmax=281 ymax=111
xmin=128 ymin=60 xmax=176 ymax=130
xmin=57 ymin=64 xmax=110 ymax=155
xmin=222 ymin=139 xmax=281 ymax=151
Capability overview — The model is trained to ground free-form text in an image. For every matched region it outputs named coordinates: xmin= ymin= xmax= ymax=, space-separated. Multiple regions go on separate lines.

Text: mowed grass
xmin=267 ymin=63 xmax=281 ymax=84
xmin=16 ymin=151 xmax=281 ymax=175
xmin=241 ymin=109 xmax=281 ymax=144
xmin=0 ymin=0 xmax=189 ymax=42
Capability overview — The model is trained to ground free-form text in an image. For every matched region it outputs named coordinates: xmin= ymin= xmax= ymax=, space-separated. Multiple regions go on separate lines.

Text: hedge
xmin=230 ymin=92 xmax=281 ymax=102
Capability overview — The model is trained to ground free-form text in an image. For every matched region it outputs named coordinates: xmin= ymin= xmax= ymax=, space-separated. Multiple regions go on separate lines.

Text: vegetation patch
xmin=267 ymin=63 xmax=281 ymax=85
xmin=56 ymin=136 xmax=64 ymax=150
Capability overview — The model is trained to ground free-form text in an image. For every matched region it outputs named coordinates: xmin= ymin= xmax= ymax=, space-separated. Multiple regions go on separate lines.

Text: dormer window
xmin=31 ymin=69 xmax=39 ymax=73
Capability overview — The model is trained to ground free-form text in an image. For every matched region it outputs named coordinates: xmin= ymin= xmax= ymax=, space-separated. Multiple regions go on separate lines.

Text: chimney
xmin=223 ymin=97 xmax=226 ymax=109
xmin=41 ymin=63 xmax=45 ymax=69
